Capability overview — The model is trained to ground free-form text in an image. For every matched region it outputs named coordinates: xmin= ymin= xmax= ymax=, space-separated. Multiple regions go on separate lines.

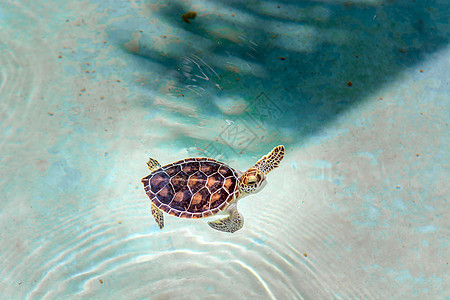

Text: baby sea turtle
xmin=142 ymin=145 xmax=285 ymax=233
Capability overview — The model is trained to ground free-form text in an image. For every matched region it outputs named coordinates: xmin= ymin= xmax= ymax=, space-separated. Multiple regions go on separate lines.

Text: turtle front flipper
xmin=146 ymin=158 xmax=161 ymax=172
xmin=151 ymin=202 xmax=164 ymax=229
xmin=208 ymin=203 xmax=243 ymax=233
xmin=254 ymin=145 xmax=285 ymax=175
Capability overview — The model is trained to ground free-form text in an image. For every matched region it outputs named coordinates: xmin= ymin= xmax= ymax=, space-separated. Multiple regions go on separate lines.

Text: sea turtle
xmin=141 ymin=145 xmax=285 ymax=233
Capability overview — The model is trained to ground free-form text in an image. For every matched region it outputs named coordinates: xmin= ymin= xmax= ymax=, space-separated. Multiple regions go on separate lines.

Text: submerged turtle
xmin=141 ymin=145 xmax=285 ymax=233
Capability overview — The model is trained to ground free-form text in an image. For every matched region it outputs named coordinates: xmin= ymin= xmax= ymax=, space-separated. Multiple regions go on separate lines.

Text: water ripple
xmin=8 ymin=198 xmax=309 ymax=299
xmin=1 ymin=167 xmax=383 ymax=299
xmin=249 ymin=190 xmax=384 ymax=299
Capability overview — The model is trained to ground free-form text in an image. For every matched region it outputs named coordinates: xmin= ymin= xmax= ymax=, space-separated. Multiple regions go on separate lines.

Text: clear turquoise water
xmin=1 ymin=0 xmax=449 ymax=299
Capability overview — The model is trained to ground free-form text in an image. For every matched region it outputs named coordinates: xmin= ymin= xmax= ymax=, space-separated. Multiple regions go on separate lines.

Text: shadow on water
xmin=109 ymin=0 xmax=448 ymax=158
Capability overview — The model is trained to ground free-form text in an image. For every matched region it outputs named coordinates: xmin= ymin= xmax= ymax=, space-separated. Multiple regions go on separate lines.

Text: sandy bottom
xmin=0 ymin=1 xmax=448 ymax=299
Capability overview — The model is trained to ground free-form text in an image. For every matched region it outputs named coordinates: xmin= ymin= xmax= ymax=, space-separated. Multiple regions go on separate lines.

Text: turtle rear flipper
xmin=208 ymin=204 xmax=243 ymax=233
xmin=147 ymin=158 xmax=161 ymax=172
xmin=151 ymin=202 xmax=164 ymax=229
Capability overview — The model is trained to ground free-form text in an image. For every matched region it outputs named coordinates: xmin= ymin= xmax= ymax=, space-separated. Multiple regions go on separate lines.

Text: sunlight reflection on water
xmin=0 ymin=0 xmax=449 ymax=299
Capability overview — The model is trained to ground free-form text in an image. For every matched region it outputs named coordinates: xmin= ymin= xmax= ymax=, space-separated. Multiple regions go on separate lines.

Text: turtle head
xmin=238 ymin=145 xmax=285 ymax=195
xmin=239 ymin=167 xmax=266 ymax=194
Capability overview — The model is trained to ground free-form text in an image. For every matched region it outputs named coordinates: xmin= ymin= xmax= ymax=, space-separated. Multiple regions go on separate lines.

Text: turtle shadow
xmin=109 ymin=0 xmax=449 ymax=157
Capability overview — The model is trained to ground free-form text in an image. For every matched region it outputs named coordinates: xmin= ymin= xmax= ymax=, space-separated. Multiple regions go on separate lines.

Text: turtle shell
xmin=141 ymin=158 xmax=240 ymax=219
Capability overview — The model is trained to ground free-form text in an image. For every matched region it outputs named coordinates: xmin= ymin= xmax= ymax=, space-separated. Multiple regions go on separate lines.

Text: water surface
xmin=0 ymin=0 xmax=448 ymax=299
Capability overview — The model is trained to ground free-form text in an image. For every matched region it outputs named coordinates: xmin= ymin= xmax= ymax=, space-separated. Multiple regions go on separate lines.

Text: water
xmin=1 ymin=0 xmax=449 ymax=299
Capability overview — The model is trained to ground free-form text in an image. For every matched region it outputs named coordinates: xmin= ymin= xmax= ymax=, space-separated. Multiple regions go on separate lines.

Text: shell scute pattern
xmin=210 ymin=188 xmax=228 ymax=209
xmin=149 ymin=171 xmax=170 ymax=193
xmin=188 ymin=171 xmax=207 ymax=194
xmin=164 ymin=164 xmax=181 ymax=176
xmin=223 ymin=178 xmax=236 ymax=194
xmin=156 ymin=184 xmax=175 ymax=204
xmin=142 ymin=158 xmax=239 ymax=219
xmin=188 ymin=187 xmax=210 ymax=213
xmin=206 ymin=173 xmax=223 ymax=191
xmin=170 ymin=187 xmax=192 ymax=211
xmin=182 ymin=160 xmax=200 ymax=175
xmin=199 ymin=161 xmax=219 ymax=176
xmin=218 ymin=165 xmax=234 ymax=177
xmin=170 ymin=171 xmax=189 ymax=192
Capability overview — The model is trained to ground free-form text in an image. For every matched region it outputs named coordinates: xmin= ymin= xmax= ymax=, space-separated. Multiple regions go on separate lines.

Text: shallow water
xmin=1 ymin=0 xmax=449 ymax=299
